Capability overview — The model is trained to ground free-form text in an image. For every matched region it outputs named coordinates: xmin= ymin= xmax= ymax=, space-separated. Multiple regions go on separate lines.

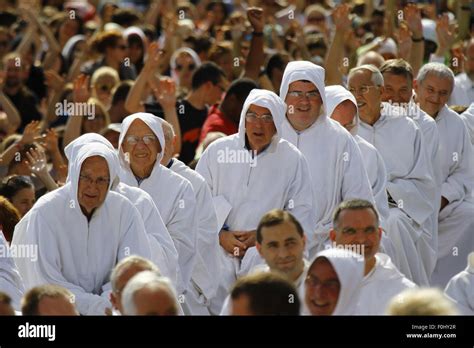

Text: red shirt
xmin=199 ymin=105 xmax=238 ymax=144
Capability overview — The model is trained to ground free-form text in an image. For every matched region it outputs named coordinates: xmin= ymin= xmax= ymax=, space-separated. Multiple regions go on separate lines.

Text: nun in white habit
xmin=196 ymin=89 xmax=315 ymax=307
xmin=279 ymin=61 xmax=375 ymax=257
xmin=302 ymin=248 xmax=365 ymax=315
xmin=118 ymin=113 xmax=197 ymax=295
xmin=0 ymin=232 xmax=24 ymax=311
xmin=63 ymin=133 xmax=179 ymax=287
xmin=444 ymin=252 xmax=474 ymax=315
xmin=11 ymin=142 xmax=152 ymax=315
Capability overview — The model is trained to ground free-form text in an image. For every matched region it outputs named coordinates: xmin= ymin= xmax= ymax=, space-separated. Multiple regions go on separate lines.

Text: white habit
xmin=444 ymin=252 xmax=474 ymax=315
xmin=0 ymin=232 xmax=25 ymax=310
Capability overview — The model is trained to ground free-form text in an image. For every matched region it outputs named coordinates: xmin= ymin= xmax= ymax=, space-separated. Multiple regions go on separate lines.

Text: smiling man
xmin=196 ymin=89 xmax=314 ymax=311
xmin=279 ymin=61 xmax=374 ymax=258
xmin=303 ymin=248 xmax=364 ymax=316
xmin=414 ymin=63 xmax=474 ymax=287
xmin=12 ymin=142 xmax=151 ymax=315
xmin=348 ymin=64 xmax=437 ymax=286
xmin=329 ymin=199 xmax=415 ymax=315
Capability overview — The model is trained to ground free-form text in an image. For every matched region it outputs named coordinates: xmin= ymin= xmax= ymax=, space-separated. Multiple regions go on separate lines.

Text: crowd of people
xmin=0 ymin=0 xmax=473 ymax=316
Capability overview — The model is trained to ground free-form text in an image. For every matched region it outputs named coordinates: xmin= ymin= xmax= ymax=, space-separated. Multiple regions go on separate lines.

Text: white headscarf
xmin=279 ymin=60 xmax=327 ymax=121
xmin=325 ymin=85 xmax=359 ymax=136
xmin=118 ymin=112 xmax=166 ymax=171
xmin=303 ymin=248 xmax=365 ymax=315
xmin=237 ymin=88 xmax=287 ymax=148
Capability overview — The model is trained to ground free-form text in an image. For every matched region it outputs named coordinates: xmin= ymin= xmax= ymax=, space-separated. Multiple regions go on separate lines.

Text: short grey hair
xmin=348 ymin=64 xmax=384 ymax=87
xmin=416 ymin=62 xmax=455 ymax=92
xmin=110 ymin=256 xmax=160 ymax=293
xmin=121 ymin=271 xmax=179 ymax=315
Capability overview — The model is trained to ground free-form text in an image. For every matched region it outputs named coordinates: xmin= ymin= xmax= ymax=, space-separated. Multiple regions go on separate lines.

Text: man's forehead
xmin=348 ymin=70 xmax=372 ymax=84
xmin=422 ymin=73 xmax=452 ymax=88
xmin=80 ymin=156 xmax=109 ymax=172
xmin=288 ymin=80 xmax=318 ymax=90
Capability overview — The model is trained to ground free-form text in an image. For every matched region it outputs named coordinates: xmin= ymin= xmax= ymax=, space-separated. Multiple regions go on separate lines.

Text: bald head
xmin=357 ymin=51 xmax=385 ymax=68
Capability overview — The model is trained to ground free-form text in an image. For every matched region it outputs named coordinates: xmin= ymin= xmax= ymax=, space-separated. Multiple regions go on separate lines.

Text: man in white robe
xmin=64 ymin=133 xmax=179 ymax=288
xmin=348 ymin=64 xmax=437 ymax=286
xmin=12 ymin=143 xmax=152 ymax=315
xmin=461 ymin=103 xmax=474 ymax=146
xmin=329 ymin=199 xmax=416 ymax=315
xmin=160 ymin=120 xmax=220 ymax=315
xmin=0 ymin=232 xmax=24 ymax=311
xmin=118 ymin=113 xmax=197 ymax=296
xmin=414 ymin=63 xmax=474 ymax=287
xmin=279 ymin=61 xmax=375 ymax=257
xmin=379 ymin=58 xmax=442 ymax=277
xmin=444 ymin=252 xmax=474 ymax=315
xmin=196 ymin=89 xmax=314 ymax=310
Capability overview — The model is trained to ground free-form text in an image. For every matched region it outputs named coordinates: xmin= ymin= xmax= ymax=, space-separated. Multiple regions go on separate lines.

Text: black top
xmin=5 ymin=86 xmax=43 ymax=132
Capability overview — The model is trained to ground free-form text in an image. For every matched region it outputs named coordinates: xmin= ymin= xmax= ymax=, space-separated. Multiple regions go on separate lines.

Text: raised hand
xmin=44 ymin=70 xmax=65 ymax=92
xmin=395 ymin=23 xmax=413 ymax=60
xmin=20 ymin=120 xmax=42 ymax=146
xmin=247 ymin=7 xmax=264 ymax=33
xmin=151 ymin=77 xmax=176 ymax=111
xmin=404 ymin=3 xmax=423 ymax=38
xmin=332 ymin=3 xmax=351 ymax=32
xmin=143 ymin=42 xmax=162 ymax=73
xmin=73 ymin=74 xmax=90 ymax=104
xmin=41 ymin=128 xmax=60 ymax=153
xmin=25 ymin=146 xmax=48 ymax=177
xmin=435 ymin=13 xmax=458 ymax=55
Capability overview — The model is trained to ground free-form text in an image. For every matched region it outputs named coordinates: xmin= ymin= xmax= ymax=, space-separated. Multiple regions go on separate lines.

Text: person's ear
xmin=329 ymin=229 xmax=336 ymax=242
xmin=256 ymin=242 xmax=262 ymax=255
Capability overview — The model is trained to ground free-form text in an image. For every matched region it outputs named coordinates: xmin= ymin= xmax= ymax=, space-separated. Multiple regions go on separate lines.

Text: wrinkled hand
xmin=25 ymin=146 xmax=48 ymax=177
xmin=404 ymin=3 xmax=422 ymax=38
xmin=332 ymin=3 xmax=351 ymax=32
xmin=73 ymin=74 xmax=90 ymax=103
xmin=219 ymin=231 xmax=248 ymax=258
xmin=247 ymin=7 xmax=264 ymax=33
xmin=20 ymin=120 xmax=41 ymax=145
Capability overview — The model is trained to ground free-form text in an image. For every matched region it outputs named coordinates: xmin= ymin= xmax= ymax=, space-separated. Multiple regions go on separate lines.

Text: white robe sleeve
xmin=195 ymin=149 xmax=214 ymax=192
xmin=341 ymin=136 xmax=375 ymax=205
xmin=441 ymin=121 xmax=474 ymax=203
xmin=386 ymin=124 xmax=436 ymax=226
xmin=167 ymin=182 xmax=197 ymax=294
xmin=284 ymin=153 xmax=316 ymax=239
xmin=0 ymin=232 xmax=25 ymax=310
xmin=444 ymin=271 xmax=474 ymax=315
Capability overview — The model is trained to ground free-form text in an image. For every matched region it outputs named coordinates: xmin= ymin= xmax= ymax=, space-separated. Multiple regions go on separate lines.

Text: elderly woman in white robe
xmin=196 ymin=89 xmax=315 ymax=309
xmin=12 ymin=142 xmax=152 ymax=315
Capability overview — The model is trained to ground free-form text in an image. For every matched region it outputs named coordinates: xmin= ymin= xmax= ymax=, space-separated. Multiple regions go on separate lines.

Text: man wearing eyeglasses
xmin=196 ymin=89 xmax=314 ymax=311
xmin=348 ymin=64 xmax=437 ymax=286
xmin=329 ymin=199 xmax=415 ymax=315
xmin=279 ymin=61 xmax=374 ymax=259
xmin=414 ymin=63 xmax=474 ymax=287
xmin=11 ymin=142 xmax=152 ymax=315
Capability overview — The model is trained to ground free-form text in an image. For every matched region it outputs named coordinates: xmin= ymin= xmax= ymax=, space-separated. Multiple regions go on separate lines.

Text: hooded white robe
xmin=279 ymin=61 xmax=375 ymax=257
xmin=301 ymin=248 xmax=365 ymax=315
xmin=430 ymin=106 xmax=474 ymax=288
xmin=0 ymin=232 xmax=25 ymax=310
xmin=444 ymin=252 xmax=474 ymax=315
xmin=357 ymin=103 xmax=437 ymax=286
xmin=11 ymin=143 xmax=152 ymax=315
xmin=196 ymin=89 xmax=315 ymax=307
xmin=63 ymin=134 xmax=179 ymax=287
xmin=356 ymin=253 xmax=416 ymax=315
xmin=118 ymin=113 xmax=198 ymax=295
xmin=460 ymin=103 xmax=474 ymax=146
xmin=169 ymin=158 xmax=220 ymax=314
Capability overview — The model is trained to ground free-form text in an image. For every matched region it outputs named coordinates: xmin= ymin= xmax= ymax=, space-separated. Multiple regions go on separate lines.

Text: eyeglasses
xmin=245 ymin=112 xmax=274 ymax=123
xmin=348 ymin=85 xmax=379 ymax=95
xmin=79 ymin=174 xmax=110 ymax=187
xmin=176 ymin=63 xmax=196 ymax=72
xmin=125 ymin=135 xmax=157 ymax=146
xmin=305 ymin=274 xmax=340 ymax=291
xmin=287 ymin=90 xmax=321 ymax=99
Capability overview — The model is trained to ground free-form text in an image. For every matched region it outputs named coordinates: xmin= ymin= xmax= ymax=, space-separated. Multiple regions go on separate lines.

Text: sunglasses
xmin=176 ymin=63 xmax=196 ymax=72
xmin=116 ymin=44 xmax=128 ymax=50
